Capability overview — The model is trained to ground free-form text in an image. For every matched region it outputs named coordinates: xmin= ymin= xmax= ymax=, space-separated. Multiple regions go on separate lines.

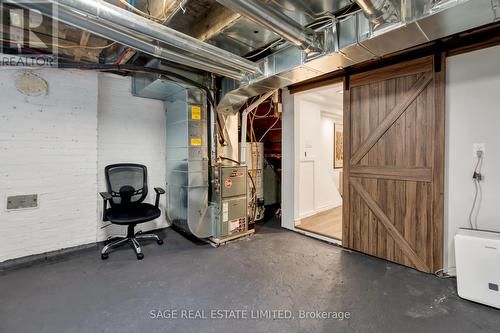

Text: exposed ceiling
xmin=4 ymin=0 xmax=499 ymax=111
xmin=0 ymin=0 xmax=356 ymax=66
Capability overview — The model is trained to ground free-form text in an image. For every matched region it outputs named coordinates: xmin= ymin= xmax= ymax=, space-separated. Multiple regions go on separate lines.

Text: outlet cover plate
xmin=473 ymin=143 xmax=486 ymax=158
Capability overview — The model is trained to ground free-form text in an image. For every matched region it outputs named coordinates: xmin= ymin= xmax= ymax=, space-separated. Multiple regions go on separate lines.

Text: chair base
xmin=101 ymin=226 xmax=163 ymax=260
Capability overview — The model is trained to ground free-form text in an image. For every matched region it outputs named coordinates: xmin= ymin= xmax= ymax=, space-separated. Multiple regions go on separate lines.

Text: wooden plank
xmin=350 ymin=73 xmax=433 ymax=165
xmin=404 ymin=181 xmax=417 ymax=266
xmin=74 ymin=31 xmax=90 ymax=62
xmin=191 ymin=8 xmax=241 ymax=42
xmin=359 ymin=85 xmax=371 ymax=166
xmin=289 ymin=76 xmax=344 ymax=95
xmin=367 ymin=178 xmax=378 ymax=256
xmin=353 ymin=187 xmax=361 ymax=250
xmin=350 ymin=166 xmax=432 ymax=182
xmin=342 ymin=77 xmax=352 ymax=247
xmin=384 ymin=78 xmax=397 ymax=166
xmin=431 ymin=53 xmax=446 ymax=272
xmin=360 ymin=179 xmax=370 ymax=253
xmin=376 ymin=179 xmax=387 ymax=258
xmin=367 ymin=82 xmax=379 ymax=165
xmin=415 ymin=75 xmax=429 ymax=167
xmin=394 ymin=180 xmax=406 ymax=264
xmin=404 ymin=75 xmax=418 ymax=167
xmin=351 ymin=178 xmax=431 ymax=272
xmin=350 ymin=56 xmax=433 ymax=87
xmin=350 ymin=86 xmax=361 ymax=154
xmin=208 ymin=229 xmax=254 ymax=246
xmin=415 ymin=182 xmax=428 ymax=266
xmin=366 ymin=83 xmax=379 ymax=257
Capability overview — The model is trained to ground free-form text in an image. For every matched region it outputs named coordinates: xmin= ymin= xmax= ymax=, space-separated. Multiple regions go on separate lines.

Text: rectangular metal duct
xmin=13 ymin=1 xmax=248 ymax=80
xmin=50 ymin=0 xmax=260 ymax=75
xmin=165 ymin=88 xmax=212 ymax=238
xmin=12 ymin=0 xmax=260 ymax=80
xmin=217 ymin=0 xmax=500 ymax=114
xmin=216 ymin=0 xmax=321 ymax=53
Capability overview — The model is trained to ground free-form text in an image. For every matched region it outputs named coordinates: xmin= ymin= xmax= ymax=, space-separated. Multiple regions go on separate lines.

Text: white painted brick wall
xmin=0 ymin=69 xmax=99 ymax=262
xmin=0 ymin=70 xmax=168 ymax=262
xmin=97 ymin=74 xmax=167 ymax=241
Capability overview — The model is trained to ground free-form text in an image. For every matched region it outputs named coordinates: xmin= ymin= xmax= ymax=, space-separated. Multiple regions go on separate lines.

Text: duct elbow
xmin=354 ymin=0 xmax=401 ymax=27
xmin=301 ymin=32 xmax=323 ymax=57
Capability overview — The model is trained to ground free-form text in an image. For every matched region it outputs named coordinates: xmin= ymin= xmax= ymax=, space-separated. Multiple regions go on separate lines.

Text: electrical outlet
xmin=473 ymin=143 xmax=486 ymax=158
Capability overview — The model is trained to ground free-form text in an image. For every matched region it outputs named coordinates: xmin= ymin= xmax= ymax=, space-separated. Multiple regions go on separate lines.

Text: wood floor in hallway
xmin=296 ymin=206 xmax=342 ymax=240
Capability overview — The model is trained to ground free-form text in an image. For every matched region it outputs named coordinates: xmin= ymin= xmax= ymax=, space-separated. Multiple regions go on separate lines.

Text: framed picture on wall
xmin=334 ymin=123 xmax=343 ymax=169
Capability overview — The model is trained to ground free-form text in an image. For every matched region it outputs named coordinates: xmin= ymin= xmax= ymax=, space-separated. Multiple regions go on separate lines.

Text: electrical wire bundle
xmin=468 ymin=150 xmax=484 ymax=229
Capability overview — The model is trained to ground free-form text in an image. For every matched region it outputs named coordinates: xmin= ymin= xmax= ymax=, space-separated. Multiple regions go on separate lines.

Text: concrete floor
xmin=1 ymin=216 xmax=499 ymax=333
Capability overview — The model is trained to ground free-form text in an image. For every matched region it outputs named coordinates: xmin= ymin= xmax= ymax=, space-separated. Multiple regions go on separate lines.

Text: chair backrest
xmin=104 ymin=164 xmax=148 ymax=207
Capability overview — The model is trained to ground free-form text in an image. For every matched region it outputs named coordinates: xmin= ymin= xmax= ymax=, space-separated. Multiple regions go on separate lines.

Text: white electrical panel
xmin=455 ymin=228 xmax=500 ymax=309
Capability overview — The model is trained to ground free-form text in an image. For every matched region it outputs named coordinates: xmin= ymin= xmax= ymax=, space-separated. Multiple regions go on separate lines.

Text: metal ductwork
xmin=21 ymin=0 xmax=261 ymax=78
xmin=17 ymin=2 xmax=247 ymax=80
xmin=216 ymin=0 xmax=321 ymax=54
xmin=354 ymin=0 xmax=401 ymax=26
xmin=52 ymin=0 xmax=259 ymax=74
xmin=218 ymin=0 xmax=500 ymax=114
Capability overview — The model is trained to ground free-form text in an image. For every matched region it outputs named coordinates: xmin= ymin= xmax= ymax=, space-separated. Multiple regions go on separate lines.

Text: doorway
xmin=292 ymin=82 xmax=344 ymax=241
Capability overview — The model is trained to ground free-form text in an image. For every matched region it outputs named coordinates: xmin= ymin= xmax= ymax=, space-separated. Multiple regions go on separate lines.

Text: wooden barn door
xmin=342 ymin=56 xmax=445 ymax=273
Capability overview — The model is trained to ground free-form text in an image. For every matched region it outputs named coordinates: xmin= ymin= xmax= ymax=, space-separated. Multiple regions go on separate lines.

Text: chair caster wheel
xmin=101 ymin=253 xmax=109 ymax=260
xmin=157 ymin=239 xmax=164 ymax=245
xmin=137 ymin=253 xmax=144 ymax=260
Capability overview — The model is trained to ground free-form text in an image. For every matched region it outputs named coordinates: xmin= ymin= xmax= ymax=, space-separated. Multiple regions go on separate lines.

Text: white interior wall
xmin=97 ymin=74 xmax=167 ymax=241
xmin=0 ymin=70 xmax=168 ymax=262
xmin=281 ymin=88 xmax=343 ymax=245
xmin=318 ymin=113 xmax=342 ymax=210
xmin=444 ymin=45 xmax=500 ymax=275
xmin=281 ymin=89 xmax=295 ymax=231
xmin=295 ymin=96 xmax=343 ymax=220
xmin=0 ymin=69 xmax=99 ymax=262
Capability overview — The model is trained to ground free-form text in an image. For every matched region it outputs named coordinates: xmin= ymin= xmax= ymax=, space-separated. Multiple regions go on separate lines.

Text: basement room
xmin=1 ymin=1 xmax=500 ymax=332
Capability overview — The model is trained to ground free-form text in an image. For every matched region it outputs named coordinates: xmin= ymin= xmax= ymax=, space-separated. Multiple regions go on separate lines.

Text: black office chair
xmin=99 ymin=163 xmax=165 ymax=260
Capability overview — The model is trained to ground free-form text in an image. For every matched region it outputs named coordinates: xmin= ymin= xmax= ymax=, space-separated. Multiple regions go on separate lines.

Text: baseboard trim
xmin=0 ymin=242 xmax=98 ymax=273
xmin=298 ymin=202 xmax=342 ymax=220
xmin=0 ymin=226 xmax=170 ymax=273
xmin=315 ymin=201 xmax=342 ymax=213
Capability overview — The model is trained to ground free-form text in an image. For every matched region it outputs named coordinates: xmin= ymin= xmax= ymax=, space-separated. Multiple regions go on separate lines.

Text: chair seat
xmin=105 ymin=203 xmax=161 ymax=225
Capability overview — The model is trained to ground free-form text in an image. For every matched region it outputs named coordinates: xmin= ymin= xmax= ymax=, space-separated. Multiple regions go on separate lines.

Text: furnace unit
xmin=212 ymin=165 xmax=248 ymax=239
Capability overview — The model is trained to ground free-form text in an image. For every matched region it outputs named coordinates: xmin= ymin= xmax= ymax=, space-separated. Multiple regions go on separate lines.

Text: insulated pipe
xmin=47 ymin=0 xmax=260 ymax=75
xmin=216 ymin=0 xmax=319 ymax=53
xmin=354 ymin=0 xmax=401 ymax=26
xmin=20 ymin=2 xmax=246 ymax=80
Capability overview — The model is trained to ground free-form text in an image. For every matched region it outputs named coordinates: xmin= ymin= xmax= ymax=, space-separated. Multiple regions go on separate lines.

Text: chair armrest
xmin=154 ymin=187 xmax=166 ymax=195
xmin=99 ymin=192 xmax=112 ymax=221
xmin=154 ymin=187 xmax=165 ymax=208
xmin=100 ymin=192 xmax=113 ymax=201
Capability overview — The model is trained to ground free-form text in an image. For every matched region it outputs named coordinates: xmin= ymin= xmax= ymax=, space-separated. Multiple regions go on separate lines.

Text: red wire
xmin=113 ymin=48 xmax=130 ymax=64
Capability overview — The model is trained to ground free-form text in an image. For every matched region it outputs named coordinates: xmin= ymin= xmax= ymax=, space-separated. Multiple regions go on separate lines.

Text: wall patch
xmin=15 ymin=72 xmax=48 ymax=97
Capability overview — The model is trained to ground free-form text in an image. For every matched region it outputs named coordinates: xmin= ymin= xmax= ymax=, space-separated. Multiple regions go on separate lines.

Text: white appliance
xmin=455 ymin=228 xmax=500 ymax=308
